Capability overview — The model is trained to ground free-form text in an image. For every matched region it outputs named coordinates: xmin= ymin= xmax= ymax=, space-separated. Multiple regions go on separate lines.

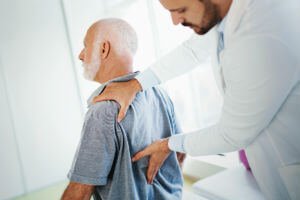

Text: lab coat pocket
xmin=278 ymin=164 xmax=300 ymax=200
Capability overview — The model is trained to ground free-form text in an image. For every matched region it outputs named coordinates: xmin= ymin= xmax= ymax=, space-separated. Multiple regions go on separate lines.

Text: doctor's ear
xmin=101 ymin=41 xmax=110 ymax=59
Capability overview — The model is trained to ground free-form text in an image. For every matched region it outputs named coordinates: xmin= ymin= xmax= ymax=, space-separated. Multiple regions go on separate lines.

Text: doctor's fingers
xmin=93 ymin=85 xmax=115 ymax=103
xmin=132 ymin=147 xmax=152 ymax=162
xmin=132 ymin=140 xmax=163 ymax=162
xmin=147 ymin=160 xmax=160 ymax=184
xmin=92 ymin=83 xmax=131 ymax=122
xmin=146 ymin=150 xmax=170 ymax=183
xmin=93 ymin=92 xmax=129 ymax=122
xmin=117 ymin=103 xmax=129 ymax=122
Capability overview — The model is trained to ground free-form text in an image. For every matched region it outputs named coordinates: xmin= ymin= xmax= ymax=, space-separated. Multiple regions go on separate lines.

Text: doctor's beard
xmin=182 ymin=0 xmax=221 ymax=35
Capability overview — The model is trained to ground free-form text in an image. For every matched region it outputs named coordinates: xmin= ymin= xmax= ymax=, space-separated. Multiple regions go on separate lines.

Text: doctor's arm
xmin=93 ymin=33 xmax=213 ymax=121
xmin=179 ymin=37 xmax=299 ymax=155
xmin=133 ymin=37 xmax=299 ymax=182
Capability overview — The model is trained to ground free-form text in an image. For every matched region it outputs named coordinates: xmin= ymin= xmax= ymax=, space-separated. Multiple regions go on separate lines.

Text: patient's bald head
xmin=79 ymin=18 xmax=138 ymax=83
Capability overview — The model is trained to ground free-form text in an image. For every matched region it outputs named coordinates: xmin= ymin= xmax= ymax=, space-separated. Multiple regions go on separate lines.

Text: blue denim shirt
xmin=68 ymin=72 xmax=183 ymax=200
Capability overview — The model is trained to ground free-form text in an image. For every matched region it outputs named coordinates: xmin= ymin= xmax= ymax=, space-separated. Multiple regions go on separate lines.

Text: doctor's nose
xmin=171 ymin=12 xmax=184 ymax=25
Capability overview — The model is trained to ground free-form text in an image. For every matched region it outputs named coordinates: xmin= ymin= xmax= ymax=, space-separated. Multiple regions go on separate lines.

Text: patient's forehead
xmin=84 ymin=27 xmax=97 ymax=46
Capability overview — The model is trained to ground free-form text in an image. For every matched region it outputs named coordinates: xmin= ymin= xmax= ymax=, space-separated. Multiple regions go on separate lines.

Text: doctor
xmin=93 ymin=0 xmax=300 ymax=199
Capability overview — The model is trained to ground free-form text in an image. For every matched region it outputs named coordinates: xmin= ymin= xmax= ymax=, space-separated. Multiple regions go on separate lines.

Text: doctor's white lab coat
xmin=137 ymin=0 xmax=300 ymax=199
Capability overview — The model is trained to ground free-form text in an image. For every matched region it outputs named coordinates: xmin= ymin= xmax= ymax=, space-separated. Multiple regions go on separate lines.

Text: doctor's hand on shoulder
xmin=93 ymin=78 xmax=142 ymax=122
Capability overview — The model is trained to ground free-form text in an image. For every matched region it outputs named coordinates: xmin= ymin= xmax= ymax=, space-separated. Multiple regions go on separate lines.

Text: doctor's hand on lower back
xmin=93 ymin=79 xmax=142 ymax=122
xmin=132 ymin=138 xmax=171 ymax=184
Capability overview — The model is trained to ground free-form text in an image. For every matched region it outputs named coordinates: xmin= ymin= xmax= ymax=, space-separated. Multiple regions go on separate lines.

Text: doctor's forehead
xmin=159 ymin=0 xmax=190 ymax=10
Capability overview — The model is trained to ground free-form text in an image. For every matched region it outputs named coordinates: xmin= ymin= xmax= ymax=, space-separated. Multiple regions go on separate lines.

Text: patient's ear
xmin=101 ymin=41 xmax=110 ymax=59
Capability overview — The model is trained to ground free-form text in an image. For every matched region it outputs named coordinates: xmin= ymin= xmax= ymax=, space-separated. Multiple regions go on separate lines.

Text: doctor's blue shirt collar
xmin=217 ymin=14 xmax=228 ymax=34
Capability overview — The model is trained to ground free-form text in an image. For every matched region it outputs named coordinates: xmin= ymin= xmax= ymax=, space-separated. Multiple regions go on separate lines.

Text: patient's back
xmin=95 ymin=86 xmax=183 ymax=200
xmin=68 ymin=83 xmax=183 ymax=200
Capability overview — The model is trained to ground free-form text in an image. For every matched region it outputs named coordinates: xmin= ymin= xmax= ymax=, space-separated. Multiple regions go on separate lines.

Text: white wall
xmin=0 ymin=0 xmax=83 ymax=198
xmin=0 ymin=58 xmax=25 ymax=200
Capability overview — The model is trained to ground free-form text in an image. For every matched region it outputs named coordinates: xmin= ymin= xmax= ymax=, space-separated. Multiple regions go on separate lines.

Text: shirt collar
xmin=217 ymin=15 xmax=228 ymax=34
xmin=87 ymin=71 xmax=140 ymax=107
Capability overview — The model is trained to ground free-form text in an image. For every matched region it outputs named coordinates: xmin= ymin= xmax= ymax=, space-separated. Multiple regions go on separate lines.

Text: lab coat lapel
xmin=211 ymin=28 xmax=225 ymax=95
xmin=211 ymin=0 xmax=252 ymax=95
xmin=225 ymin=0 xmax=252 ymax=38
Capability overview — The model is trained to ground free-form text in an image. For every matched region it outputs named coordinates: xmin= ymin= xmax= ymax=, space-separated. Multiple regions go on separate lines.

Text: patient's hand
xmin=93 ymin=79 xmax=142 ymax=122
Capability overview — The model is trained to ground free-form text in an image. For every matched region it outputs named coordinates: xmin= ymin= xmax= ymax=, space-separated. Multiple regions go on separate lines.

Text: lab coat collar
xmin=224 ymin=0 xmax=253 ymax=36
xmin=217 ymin=15 xmax=227 ymax=34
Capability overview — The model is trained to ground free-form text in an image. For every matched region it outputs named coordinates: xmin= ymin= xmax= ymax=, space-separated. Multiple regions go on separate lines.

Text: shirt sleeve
xmin=169 ymin=36 xmax=299 ymax=156
xmin=159 ymin=87 xmax=183 ymax=135
xmin=135 ymin=68 xmax=161 ymax=91
xmin=167 ymin=93 xmax=184 ymax=150
xmin=170 ymin=99 xmax=182 ymax=135
xmin=168 ymin=134 xmax=185 ymax=153
xmin=136 ymin=32 xmax=215 ymax=90
xmin=68 ymin=102 xmax=118 ymax=185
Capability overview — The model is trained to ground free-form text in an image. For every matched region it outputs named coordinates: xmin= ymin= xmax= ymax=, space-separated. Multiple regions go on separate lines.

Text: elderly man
xmin=61 ymin=18 xmax=184 ymax=200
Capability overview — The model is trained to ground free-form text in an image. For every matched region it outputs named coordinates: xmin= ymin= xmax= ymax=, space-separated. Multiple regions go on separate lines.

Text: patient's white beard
xmin=82 ymin=57 xmax=101 ymax=81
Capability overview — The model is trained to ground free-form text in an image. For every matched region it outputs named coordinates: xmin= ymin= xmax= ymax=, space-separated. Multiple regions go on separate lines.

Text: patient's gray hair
xmin=91 ymin=18 xmax=138 ymax=56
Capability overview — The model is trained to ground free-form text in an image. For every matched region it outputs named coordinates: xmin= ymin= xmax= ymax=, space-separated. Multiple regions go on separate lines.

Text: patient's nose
xmin=78 ymin=49 xmax=84 ymax=61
